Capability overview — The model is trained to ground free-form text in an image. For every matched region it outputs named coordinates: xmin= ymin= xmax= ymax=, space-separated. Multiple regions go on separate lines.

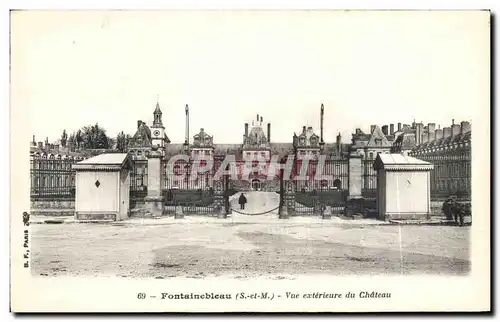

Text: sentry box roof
xmin=72 ymin=153 xmax=133 ymax=171
xmin=373 ymin=154 xmax=434 ymax=171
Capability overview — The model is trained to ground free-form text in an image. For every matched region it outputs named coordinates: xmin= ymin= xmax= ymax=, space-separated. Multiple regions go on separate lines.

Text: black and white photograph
xmin=9 ymin=9 xmax=490 ymax=313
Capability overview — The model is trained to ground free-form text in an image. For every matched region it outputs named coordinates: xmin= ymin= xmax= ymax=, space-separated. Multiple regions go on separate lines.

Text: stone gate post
xmin=346 ymin=152 xmax=364 ymax=216
xmin=144 ymin=148 xmax=164 ymax=217
xmin=281 ymin=180 xmax=295 ymax=219
xmin=213 ymin=179 xmax=226 ymax=218
xmin=348 ymin=153 xmax=363 ymax=199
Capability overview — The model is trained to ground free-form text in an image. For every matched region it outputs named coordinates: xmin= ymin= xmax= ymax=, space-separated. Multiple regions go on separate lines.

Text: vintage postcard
xmin=10 ymin=10 xmax=490 ymax=313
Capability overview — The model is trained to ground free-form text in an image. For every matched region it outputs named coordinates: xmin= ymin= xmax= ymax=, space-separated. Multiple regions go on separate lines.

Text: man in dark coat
xmin=238 ymin=193 xmax=247 ymax=210
xmin=451 ymin=200 xmax=464 ymax=226
xmin=442 ymin=198 xmax=453 ymax=221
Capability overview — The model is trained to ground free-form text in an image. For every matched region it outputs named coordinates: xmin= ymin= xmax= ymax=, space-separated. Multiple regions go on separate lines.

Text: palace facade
xmin=30 ymin=101 xmax=472 ymax=200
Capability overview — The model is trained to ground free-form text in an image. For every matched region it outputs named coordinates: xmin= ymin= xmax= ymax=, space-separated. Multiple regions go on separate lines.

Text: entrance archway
xmin=251 ymin=179 xmax=261 ymax=191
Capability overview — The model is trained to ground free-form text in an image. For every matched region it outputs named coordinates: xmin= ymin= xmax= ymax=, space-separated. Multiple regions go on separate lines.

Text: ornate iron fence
xmin=362 ymin=159 xmax=377 ymax=198
xmin=293 ymin=159 xmax=349 ymax=215
xmin=416 ymin=154 xmax=471 ymax=200
xmin=130 ymin=159 xmax=147 ymax=200
xmin=30 ymin=157 xmax=77 ymax=200
xmin=164 ymin=159 xmax=217 ymax=191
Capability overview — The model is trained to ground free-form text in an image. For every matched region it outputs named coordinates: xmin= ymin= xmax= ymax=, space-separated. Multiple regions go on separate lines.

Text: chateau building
xmin=403 ymin=120 xmax=472 ymax=199
xmin=350 ymin=124 xmax=395 ymax=160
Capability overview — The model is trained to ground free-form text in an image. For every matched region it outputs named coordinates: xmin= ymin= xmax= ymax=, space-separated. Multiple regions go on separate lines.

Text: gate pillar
xmin=213 ymin=179 xmax=225 ymax=216
xmin=348 ymin=153 xmax=363 ymax=199
xmin=281 ymin=180 xmax=295 ymax=218
xmin=347 ymin=152 xmax=365 ymax=217
xmin=144 ymin=148 xmax=165 ymax=217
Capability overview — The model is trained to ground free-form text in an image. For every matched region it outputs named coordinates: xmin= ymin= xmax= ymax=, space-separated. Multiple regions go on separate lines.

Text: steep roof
xmin=154 ymin=102 xmax=162 ymax=114
xmin=366 ymin=125 xmax=391 ymax=147
xmin=130 ymin=122 xmax=152 ymax=148
xmin=295 ymin=126 xmax=320 ymax=148
xmin=243 ymin=125 xmax=270 ymax=149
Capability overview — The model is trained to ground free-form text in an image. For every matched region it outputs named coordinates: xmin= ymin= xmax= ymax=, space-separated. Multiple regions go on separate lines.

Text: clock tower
xmin=151 ymin=101 xmax=166 ymax=150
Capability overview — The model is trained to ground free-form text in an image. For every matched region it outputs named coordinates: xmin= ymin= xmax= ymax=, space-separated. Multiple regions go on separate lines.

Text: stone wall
xmin=30 ymin=200 xmax=75 ymax=216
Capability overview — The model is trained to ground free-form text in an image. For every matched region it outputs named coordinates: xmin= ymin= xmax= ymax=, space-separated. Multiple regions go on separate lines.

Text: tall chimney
xmin=245 ymin=123 xmax=249 ymax=137
xmin=382 ymin=125 xmax=388 ymax=135
xmin=267 ymin=123 xmax=271 ymax=143
xmin=390 ymin=124 xmax=394 ymax=135
xmin=185 ymin=104 xmax=190 ymax=144
xmin=451 ymin=123 xmax=461 ymax=137
xmin=435 ymin=129 xmax=443 ymax=140
xmin=428 ymin=130 xmax=435 ymax=143
xmin=370 ymin=125 xmax=376 ymax=134
xmin=415 ymin=123 xmax=424 ymax=146
xmin=460 ymin=121 xmax=471 ymax=134
xmin=137 ymin=120 xmax=142 ymax=129
xmin=443 ymin=127 xmax=452 ymax=138
xmin=38 ymin=141 xmax=43 ymax=149
xmin=427 ymin=123 xmax=436 ymax=133
xmin=302 ymin=126 xmax=306 ymax=134
xmin=397 ymin=123 xmax=402 ymax=132
xmin=421 ymin=133 xmax=428 ymax=144
xmin=336 ymin=132 xmax=342 ymax=156
xmin=320 ymin=103 xmax=324 ymax=143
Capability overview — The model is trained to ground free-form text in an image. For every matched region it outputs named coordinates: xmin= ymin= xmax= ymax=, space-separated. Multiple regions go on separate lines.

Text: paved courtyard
xmin=31 ymin=210 xmax=470 ymax=279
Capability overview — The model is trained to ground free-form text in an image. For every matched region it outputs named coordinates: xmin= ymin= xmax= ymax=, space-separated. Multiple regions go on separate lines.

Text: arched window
xmin=369 ymin=152 xmax=374 ymax=159
xmin=333 ymin=179 xmax=341 ymax=189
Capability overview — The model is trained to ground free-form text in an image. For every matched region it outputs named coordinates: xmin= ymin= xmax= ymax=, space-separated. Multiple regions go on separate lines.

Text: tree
xmin=80 ymin=123 xmax=111 ymax=149
xmin=61 ymin=129 xmax=68 ymax=148
xmin=116 ymin=131 xmax=132 ymax=152
xmin=67 ymin=132 xmax=76 ymax=151
xmin=75 ymin=130 xmax=83 ymax=149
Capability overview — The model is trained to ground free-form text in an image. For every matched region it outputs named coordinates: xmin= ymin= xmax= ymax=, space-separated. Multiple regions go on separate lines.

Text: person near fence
xmin=450 ymin=196 xmax=464 ymax=226
xmin=224 ymin=189 xmax=231 ymax=213
xmin=238 ymin=193 xmax=247 ymax=210
xmin=442 ymin=198 xmax=453 ymax=221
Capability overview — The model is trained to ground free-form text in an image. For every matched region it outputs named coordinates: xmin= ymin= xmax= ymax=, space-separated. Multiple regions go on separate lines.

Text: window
xmin=369 ymin=152 xmax=374 ymax=159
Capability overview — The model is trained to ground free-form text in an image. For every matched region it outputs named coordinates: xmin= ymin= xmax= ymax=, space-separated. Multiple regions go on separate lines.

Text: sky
xmin=11 ymin=10 xmax=488 ymax=144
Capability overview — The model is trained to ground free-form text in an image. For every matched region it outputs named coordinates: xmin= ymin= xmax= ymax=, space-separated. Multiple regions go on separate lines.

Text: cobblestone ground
xmin=31 ymin=217 xmax=470 ymax=279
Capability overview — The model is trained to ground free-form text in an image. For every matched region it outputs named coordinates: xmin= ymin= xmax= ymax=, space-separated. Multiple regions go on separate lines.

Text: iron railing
xmin=292 ymin=159 xmax=349 ymax=215
xmin=130 ymin=160 xmax=148 ymax=199
xmin=30 ymin=157 xmax=77 ymax=199
xmin=415 ymin=154 xmax=471 ymax=200
xmin=361 ymin=159 xmax=377 ymax=199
